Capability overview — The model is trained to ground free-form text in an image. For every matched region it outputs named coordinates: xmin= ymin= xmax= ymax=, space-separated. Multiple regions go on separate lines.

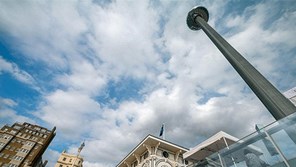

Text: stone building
xmin=116 ymin=134 xmax=192 ymax=167
xmin=0 ymin=122 xmax=56 ymax=167
xmin=55 ymin=150 xmax=83 ymax=167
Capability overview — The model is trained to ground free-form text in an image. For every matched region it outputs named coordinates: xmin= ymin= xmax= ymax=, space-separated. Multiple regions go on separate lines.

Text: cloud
xmin=0 ymin=56 xmax=38 ymax=89
xmin=35 ymin=89 xmax=101 ymax=139
xmin=0 ymin=1 xmax=89 ymax=69
xmin=55 ymin=60 xmax=107 ymax=96
xmin=0 ymin=97 xmax=33 ymax=125
xmin=0 ymin=0 xmax=295 ymax=166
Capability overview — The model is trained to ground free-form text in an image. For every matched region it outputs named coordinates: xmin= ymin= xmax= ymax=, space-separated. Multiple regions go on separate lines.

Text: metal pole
xmin=186 ymin=6 xmax=296 ymax=120
xmin=262 ymin=127 xmax=291 ymax=166
xmin=163 ymin=123 xmax=166 ymax=140
xmin=222 ymin=137 xmax=237 ymax=167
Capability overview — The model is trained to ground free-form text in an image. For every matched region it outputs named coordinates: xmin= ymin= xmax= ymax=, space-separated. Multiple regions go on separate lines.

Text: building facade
xmin=0 ymin=122 xmax=56 ymax=167
xmin=55 ymin=150 xmax=83 ymax=167
xmin=284 ymin=86 xmax=296 ymax=106
xmin=117 ymin=135 xmax=192 ymax=167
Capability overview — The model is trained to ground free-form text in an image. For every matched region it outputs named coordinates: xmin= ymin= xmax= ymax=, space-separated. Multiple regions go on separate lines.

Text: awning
xmin=184 ymin=131 xmax=262 ymax=164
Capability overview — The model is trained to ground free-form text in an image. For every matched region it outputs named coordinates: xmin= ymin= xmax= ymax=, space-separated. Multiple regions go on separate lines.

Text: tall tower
xmin=186 ymin=6 xmax=296 ymax=120
xmin=0 ymin=122 xmax=56 ymax=167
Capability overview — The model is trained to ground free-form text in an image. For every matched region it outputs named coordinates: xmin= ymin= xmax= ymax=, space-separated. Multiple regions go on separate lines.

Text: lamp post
xmin=186 ymin=6 xmax=296 ymax=120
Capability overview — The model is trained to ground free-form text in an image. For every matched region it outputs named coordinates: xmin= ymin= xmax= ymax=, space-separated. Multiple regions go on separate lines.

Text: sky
xmin=0 ymin=0 xmax=296 ymax=166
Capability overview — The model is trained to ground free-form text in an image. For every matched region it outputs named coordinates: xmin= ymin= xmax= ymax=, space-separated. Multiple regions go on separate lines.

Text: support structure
xmin=186 ymin=6 xmax=296 ymax=120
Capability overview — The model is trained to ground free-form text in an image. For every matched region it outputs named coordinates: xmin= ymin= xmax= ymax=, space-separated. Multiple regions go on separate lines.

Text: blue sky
xmin=0 ymin=0 xmax=296 ymax=166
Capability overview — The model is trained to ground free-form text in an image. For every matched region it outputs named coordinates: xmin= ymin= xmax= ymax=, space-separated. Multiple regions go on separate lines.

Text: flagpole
xmin=163 ymin=123 xmax=165 ymax=140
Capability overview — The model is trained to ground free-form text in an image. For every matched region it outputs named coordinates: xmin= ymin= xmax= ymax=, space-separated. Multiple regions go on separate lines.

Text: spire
xmin=78 ymin=141 xmax=85 ymax=153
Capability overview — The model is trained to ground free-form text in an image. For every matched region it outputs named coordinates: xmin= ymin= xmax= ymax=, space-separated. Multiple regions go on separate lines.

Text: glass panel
xmin=203 ymin=112 xmax=296 ymax=167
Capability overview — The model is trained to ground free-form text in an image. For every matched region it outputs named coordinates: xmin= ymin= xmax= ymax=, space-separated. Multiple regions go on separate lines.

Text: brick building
xmin=0 ymin=122 xmax=56 ymax=167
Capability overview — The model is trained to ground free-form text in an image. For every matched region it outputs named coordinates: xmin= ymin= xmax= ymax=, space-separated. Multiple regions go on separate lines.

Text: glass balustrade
xmin=192 ymin=112 xmax=296 ymax=167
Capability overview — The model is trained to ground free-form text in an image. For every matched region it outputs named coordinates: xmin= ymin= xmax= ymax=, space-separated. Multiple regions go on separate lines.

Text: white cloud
xmin=87 ymin=0 xmax=163 ymax=80
xmin=0 ymin=97 xmax=17 ymax=107
xmin=0 ymin=0 xmax=295 ymax=166
xmin=0 ymin=98 xmax=33 ymax=125
xmin=0 ymin=56 xmax=38 ymax=88
xmin=35 ymin=89 xmax=101 ymax=139
xmin=55 ymin=60 xmax=107 ymax=96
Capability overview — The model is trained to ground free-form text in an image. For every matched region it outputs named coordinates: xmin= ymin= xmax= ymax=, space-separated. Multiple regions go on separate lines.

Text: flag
xmin=78 ymin=141 xmax=85 ymax=153
xmin=159 ymin=124 xmax=164 ymax=137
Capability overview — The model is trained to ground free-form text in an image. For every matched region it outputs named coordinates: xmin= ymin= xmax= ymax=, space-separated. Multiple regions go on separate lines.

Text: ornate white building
xmin=116 ymin=135 xmax=192 ymax=167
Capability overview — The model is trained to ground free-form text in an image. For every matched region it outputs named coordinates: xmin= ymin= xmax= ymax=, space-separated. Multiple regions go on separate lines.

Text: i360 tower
xmin=186 ymin=6 xmax=296 ymax=120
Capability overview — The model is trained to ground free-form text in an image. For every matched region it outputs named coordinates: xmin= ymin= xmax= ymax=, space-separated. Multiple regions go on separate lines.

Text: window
xmin=69 ymin=159 xmax=72 ymax=162
xmin=34 ymin=127 xmax=41 ymax=131
xmin=63 ymin=157 xmax=67 ymax=161
xmin=59 ymin=165 xmax=63 ymax=167
xmin=8 ymin=163 xmax=18 ymax=167
xmin=19 ymin=148 xmax=29 ymax=153
xmin=14 ymin=155 xmax=24 ymax=161
xmin=0 ymin=142 xmax=5 ymax=147
xmin=10 ymin=130 xmax=17 ymax=134
xmin=13 ymin=125 xmax=22 ymax=130
xmin=4 ymin=154 xmax=9 ymax=159
xmin=31 ymin=137 xmax=37 ymax=141
xmin=162 ymin=151 xmax=169 ymax=158
xmin=26 ymin=141 xmax=34 ymax=146
xmin=3 ymin=135 xmax=11 ymax=140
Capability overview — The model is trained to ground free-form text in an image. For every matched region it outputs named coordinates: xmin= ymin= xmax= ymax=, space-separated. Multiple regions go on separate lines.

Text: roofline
xmin=183 ymin=131 xmax=239 ymax=158
xmin=116 ymin=134 xmax=188 ymax=166
xmin=150 ymin=135 xmax=189 ymax=151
